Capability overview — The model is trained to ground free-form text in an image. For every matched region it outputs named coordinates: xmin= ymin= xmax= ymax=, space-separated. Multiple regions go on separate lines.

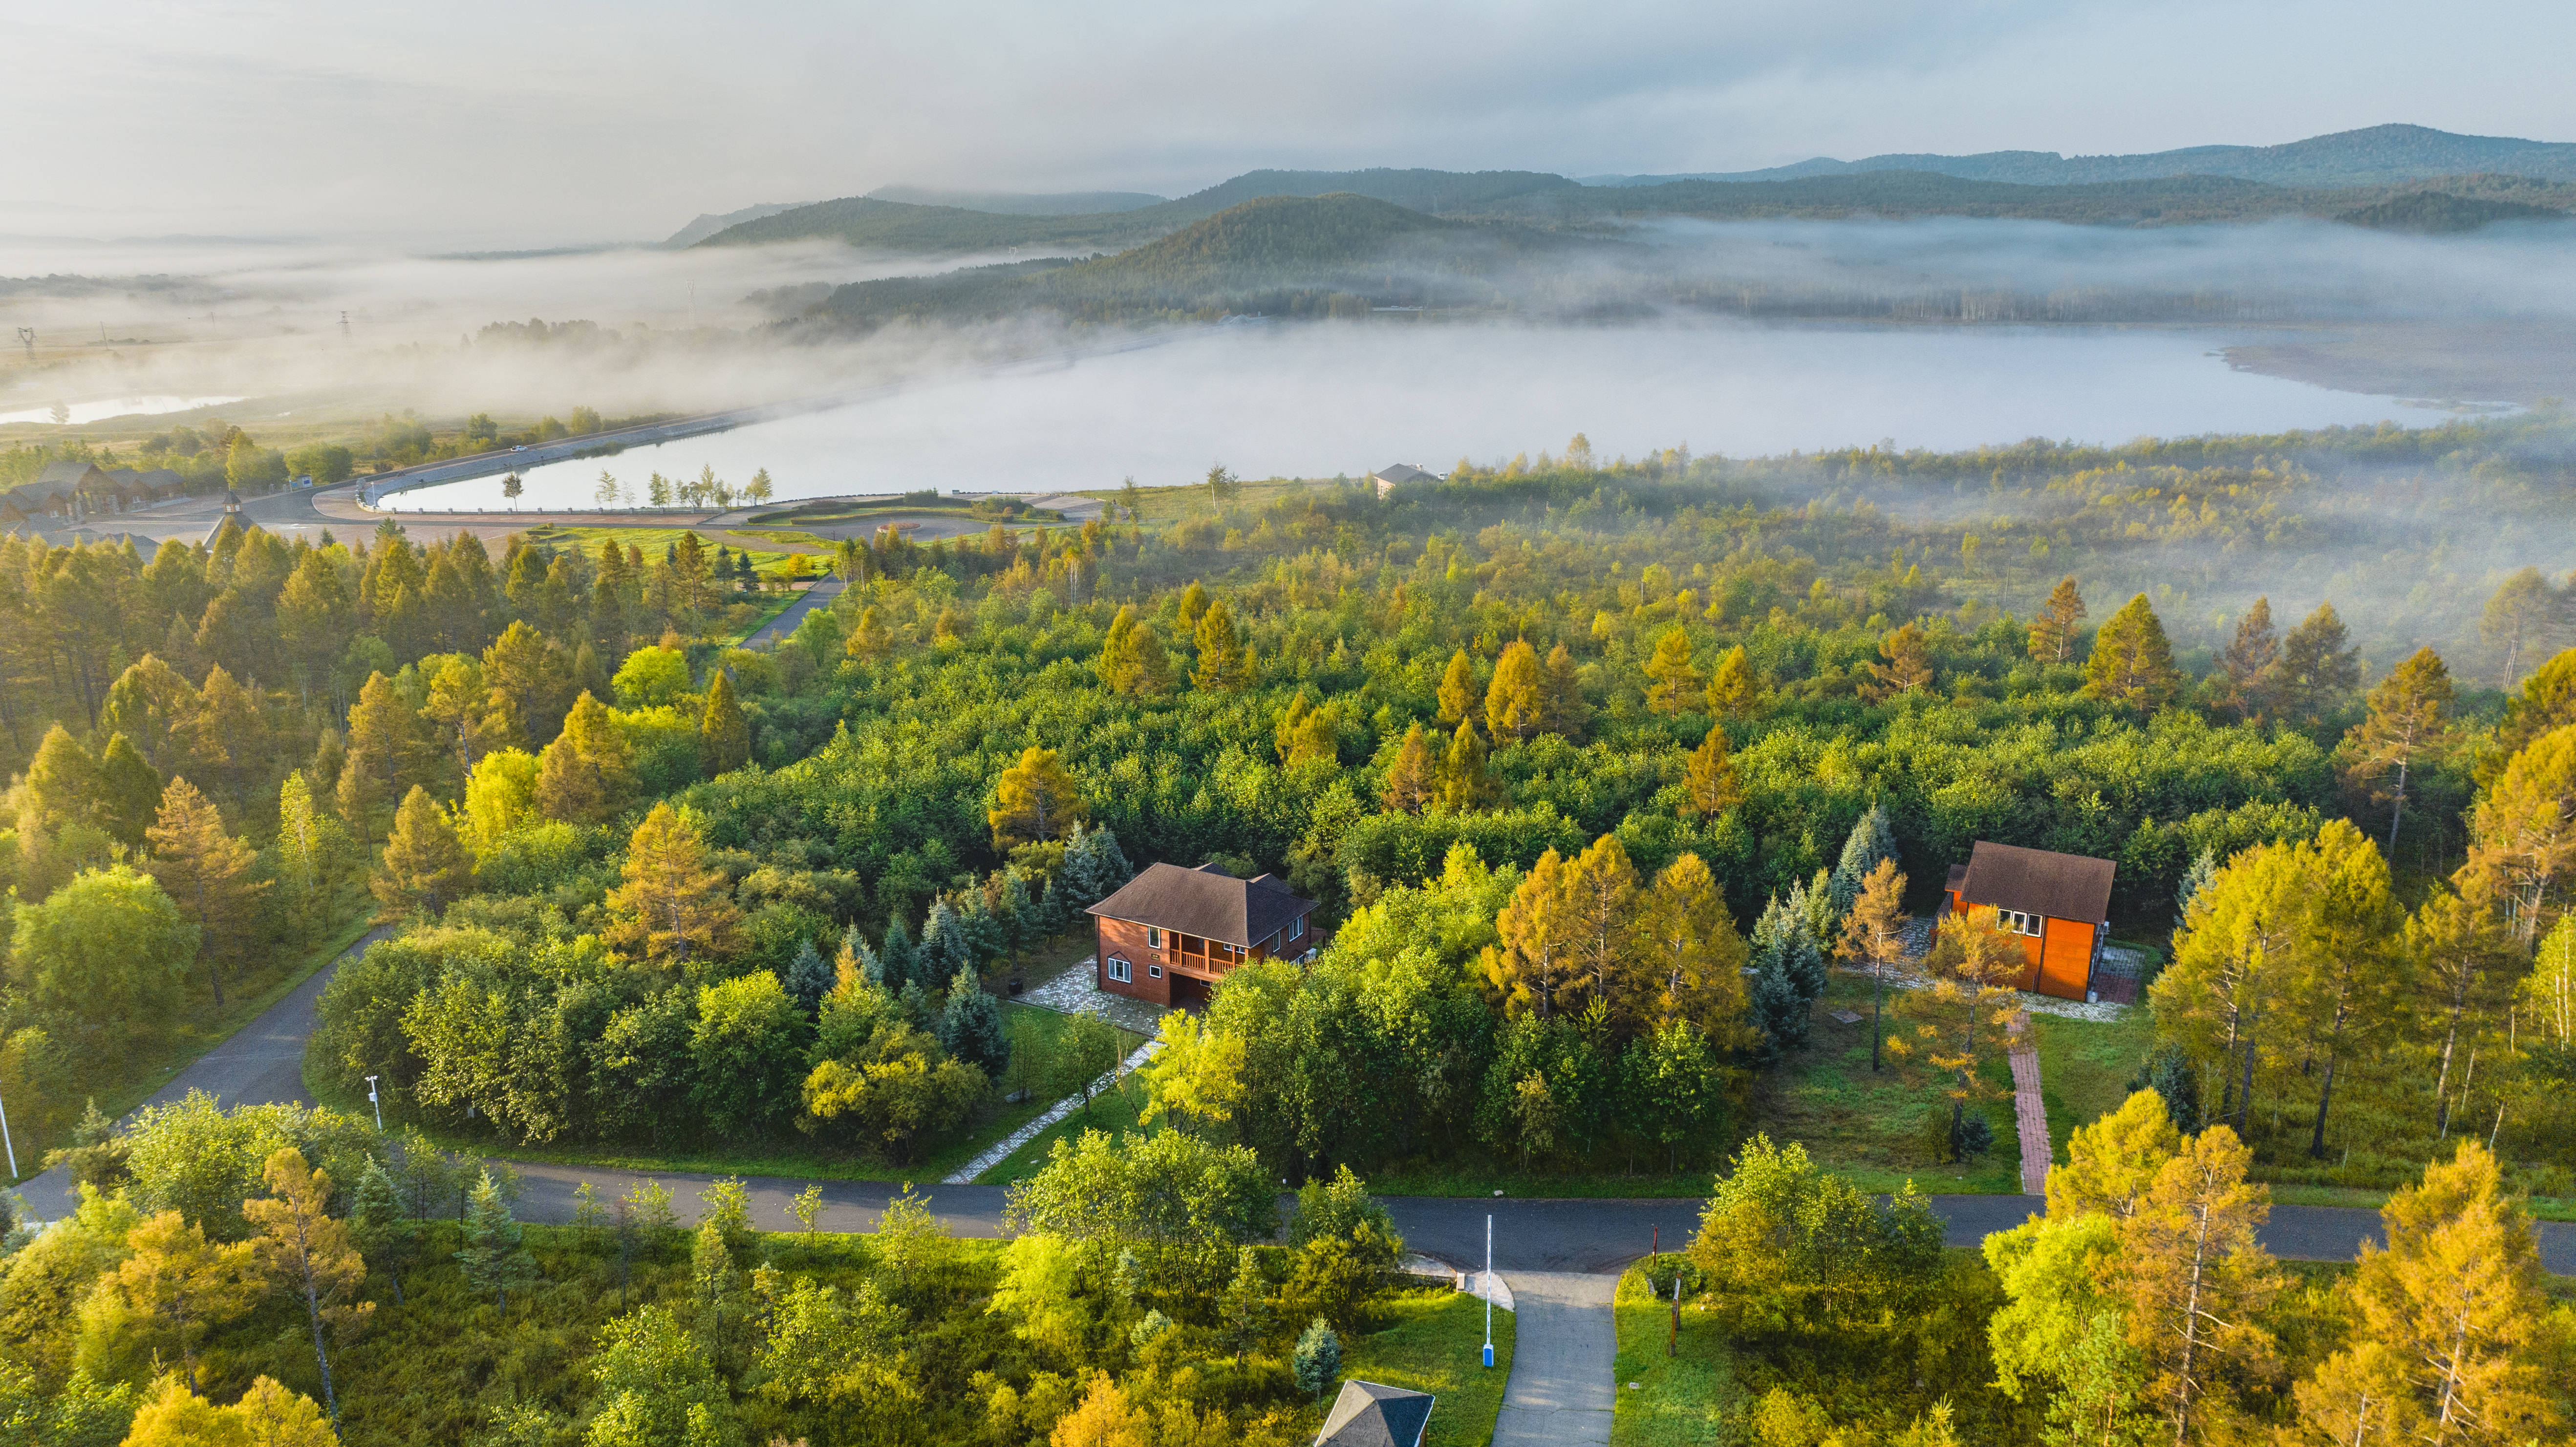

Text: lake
xmin=389 ymin=319 xmax=2444 ymax=512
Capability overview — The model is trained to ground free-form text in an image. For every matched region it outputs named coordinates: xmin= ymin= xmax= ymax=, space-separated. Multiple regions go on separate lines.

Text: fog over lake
xmin=395 ymin=319 xmax=2438 ymax=511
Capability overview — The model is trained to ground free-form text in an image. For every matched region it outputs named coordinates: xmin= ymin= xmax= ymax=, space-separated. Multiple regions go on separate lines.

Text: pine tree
xmin=603 ymin=801 xmax=742 ymax=970
xmin=1644 ymin=628 xmax=1702 ymax=715
xmin=455 ymin=1169 xmax=537 ymax=1310
xmin=2082 ymin=595 xmax=2182 ymax=712
xmin=939 ymin=968 xmax=1012 ymax=1078
xmin=96 ymin=732 xmax=164 ymax=848
xmin=988 ymin=745 xmax=1086 ymax=847
xmin=1826 ymin=804 xmax=1899 ymax=918
xmin=2342 ymin=647 xmax=2455 ymax=853
xmin=1190 ymin=597 xmax=1250 ymax=690
xmin=920 ymin=899 xmax=968 ymax=981
xmin=1862 ymin=622 xmax=1934 ymax=701
xmin=1216 ymin=1247 xmax=1272 ymax=1365
xmin=1484 ymin=639 xmax=1543 ymax=741
xmin=1434 ymin=720 xmax=1495 ymax=812
xmin=877 ymin=915 xmax=917 ymax=993
xmin=1748 ymin=962 xmax=1809 ymax=1060
xmin=1381 ymin=722 xmax=1438 ymax=814
xmin=1704 ymin=644 xmax=1759 ymax=720
xmin=145 ymin=776 xmax=267 ymax=1008
xmin=350 ymin=1156 xmax=415 ymax=1306
xmin=371 ymin=785 xmax=470 ymax=919
xmin=2218 ymin=596 xmax=2280 ymax=722
xmin=1540 ymin=642 xmax=1590 ymax=739
xmin=1681 ymin=725 xmax=1741 ymax=817
xmin=697 ymin=670 xmax=749 ymax=775
xmin=1436 ymin=649 xmax=1477 ymax=725
xmin=2276 ymin=601 xmax=2362 ymax=729
xmin=2029 ymin=577 xmax=2087 ymax=664
xmin=2173 ymin=849 xmax=2218 ymax=933
xmin=1292 ymin=1318 xmax=1342 ymax=1401
xmin=786 ymin=939 xmax=832 ymax=1017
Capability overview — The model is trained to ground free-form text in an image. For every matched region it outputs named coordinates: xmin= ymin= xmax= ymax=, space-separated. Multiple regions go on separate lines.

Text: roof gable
xmin=1315 ymin=1380 xmax=1434 ymax=1447
xmin=1087 ymin=861 xmax=1314 ymax=946
xmin=1958 ymin=841 xmax=2115 ymax=924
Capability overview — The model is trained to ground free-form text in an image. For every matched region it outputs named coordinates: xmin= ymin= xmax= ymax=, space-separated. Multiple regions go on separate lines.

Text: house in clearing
xmin=1943 ymin=840 xmax=2115 ymax=1001
xmin=1368 ymin=463 xmax=1438 ymax=498
xmin=1086 ymin=862 xmax=1318 ymax=1010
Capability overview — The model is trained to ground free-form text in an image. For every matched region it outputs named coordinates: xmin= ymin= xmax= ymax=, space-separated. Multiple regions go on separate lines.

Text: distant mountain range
xmin=662 ymin=201 xmax=813 ymax=248
xmin=863 ymin=185 xmax=1166 ymax=215
xmin=1580 ymin=123 xmax=2576 ymax=189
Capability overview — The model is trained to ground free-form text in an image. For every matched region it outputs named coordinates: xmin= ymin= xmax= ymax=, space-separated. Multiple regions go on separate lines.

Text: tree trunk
xmin=1870 ymin=959 xmax=1884 ymax=1071
xmin=2308 ymin=993 xmax=2350 ymax=1158
xmin=2385 ymin=753 xmax=2409 ymax=855
xmin=2431 ymin=964 xmax=2471 ymax=1138
xmin=2170 ymin=1196 xmax=2215 ymax=1445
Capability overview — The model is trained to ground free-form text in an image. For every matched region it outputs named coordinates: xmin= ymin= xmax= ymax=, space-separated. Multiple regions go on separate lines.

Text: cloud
xmin=11 ymin=0 xmax=2576 ymax=245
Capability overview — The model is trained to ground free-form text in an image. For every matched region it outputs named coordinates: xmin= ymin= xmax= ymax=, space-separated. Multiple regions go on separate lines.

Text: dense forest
xmin=1 ymin=408 xmax=2573 ymax=1442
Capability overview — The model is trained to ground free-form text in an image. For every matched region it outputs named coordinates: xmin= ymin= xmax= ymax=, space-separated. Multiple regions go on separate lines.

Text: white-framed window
xmin=1287 ymin=914 xmax=1305 ymax=942
xmin=1145 ymin=925 xmax=1164 ymax=950
xmin=1106 ymin=956 xmax=1132 ymax=983
xmin=1999 ymin=910 xmax=2043 ymax=937
xmin=1148 ymin=963 xmax=1163 ymax=979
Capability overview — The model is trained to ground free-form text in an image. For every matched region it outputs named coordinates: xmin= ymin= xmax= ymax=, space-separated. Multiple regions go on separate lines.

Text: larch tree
xmin=96 ymin=731 xmax=164 ymax=848
xmin=1862 ymin=621 xmax=1934 ymax=701
xmin=604 ymin=801 xmax=743 ymax=971
xmin=1434 ymin=719 xmax=1496 ymax=812
xmin=697 ymin=669 xmax=750 ymax=776
xmin=1380 ymin=722 xmax=1438 ymax=815
xmin=337 ymin=670 xmax=426 ymax=837
xmin=246 ymin=1149 xmax=372 ymax=1430
xmin=2028 ymin=577 xmax=2087 ymax=664
xmin=2462 ymin=722 xmax=2576 ymax=944
xmin=371 ymin=785 xmax=471 ymax=919
xmin=1888 ymin=904 xmax=2024 ymax=1158
xmin=2280 ymin=821 xmax=2405 ymax=1158
xmin=1643 ymin=628 xmax=1702 ymax=715
xmin=1559 ymin=833 xmax=1643 ymax=1026
xmin=2342 ymin=647 xmax=2456 ymax=852
xmin=2082 ymin=596 xmax=2183 ymax=712
xmin=1636 ymin=852 xmax=1750 ymax=1038
xmin=1539 ymin=642 xmax=1590 ymax=738
xmin=2275 ymin=601 xmax=2363 ymax=729
xmin=2109 ymin=1126 xmax=2280 ymax=1447
xmin=2484 ymin=646 xmax=2576 ymax=775
xmin=843 ymin=604 xmax=892 ymax=660
xmin=2295 ymin=1142 xmax=2559 ymax=1447
xmin=1681 ymin=724 xmax=1743 ymax=818
xmin=2046 ymin=1088 xmax=2183 ymax=1223
xmin=1833 ymin=858 xmax=1909 ymax=1070
xmin=1484 ymin=638 xmax=1543 ymax=742
xmin=988 ymin=745 xmax=1087 ymax=848
xmin=1436 ymin=648 xmax=1477 ymax=725
xmin=144 ymin=776 xmax=267 ymax=1010
xmin=535 ymin=690 xmax=636 ymax=826
xmin=1704 ymin=643 xmax=1760 ymax=719
xmin=2218 ymin=596 xmax=2280 ymax=723
xmin=1489 ymin=848 xmax=1573 ymax=1019
xmin=1190 ymin=597 xmax=1250 ymax=691
xmin=107 ymin=1210 xmax=263 ymax=1394
xmin=2150 ymin=839 xmax=2305 ymax=1137
xmin=2478 ymin=566 xmax=2559 ymax=686
xmin=2404 ymin=876 xmax=2519 ymax=1140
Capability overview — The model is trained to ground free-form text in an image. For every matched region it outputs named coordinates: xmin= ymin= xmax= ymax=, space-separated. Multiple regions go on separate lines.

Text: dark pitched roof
xmin=1314 ymin=1380 xmax=1434 ymax=1447
xmin=1946 ymin=863 xmax=1968 ymax=894
xmin=1087 ymin=861 xmax=1314 ymax=946
xmin=1958 ymin=841 xmax=2115 ymax=924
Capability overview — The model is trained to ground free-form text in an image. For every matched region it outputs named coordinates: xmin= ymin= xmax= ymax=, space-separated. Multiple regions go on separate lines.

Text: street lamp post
xmin=365 ymin=1075 xmax=383 ymax=1132
xmin=1482 ymin=1213 xmax=1494 ymax=1369
xmin=0 ymin=1085 xmax=17 ymax=1178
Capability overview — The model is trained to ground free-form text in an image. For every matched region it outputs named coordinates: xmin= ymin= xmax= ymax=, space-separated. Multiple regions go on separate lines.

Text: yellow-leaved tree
xmin=605 ymin=802 xmax=742 ymax=972
xmin=1643 ymin=628 xmax=1701 ymax=715
xmin=1484 ymin=639 xmax=1543 ymax=742
xmin=989 ymin=746 xmax=1087 ymax=848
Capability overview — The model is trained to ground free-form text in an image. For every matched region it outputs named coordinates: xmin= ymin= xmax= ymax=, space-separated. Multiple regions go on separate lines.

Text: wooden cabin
xmin=1086 ymin=862 xmax=1318 ymax=1009
xmin=1943 ymin=841 xmax=2115 ymax=1001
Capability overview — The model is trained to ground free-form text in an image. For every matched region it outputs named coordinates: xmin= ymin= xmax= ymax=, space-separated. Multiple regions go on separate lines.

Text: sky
xmin=9 ymin=0 xmax=2576 ymax=247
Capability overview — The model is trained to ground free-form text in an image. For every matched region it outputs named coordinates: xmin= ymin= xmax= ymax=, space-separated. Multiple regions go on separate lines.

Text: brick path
xmin=2006 ymin=1012 xmax=2051 ymax=1196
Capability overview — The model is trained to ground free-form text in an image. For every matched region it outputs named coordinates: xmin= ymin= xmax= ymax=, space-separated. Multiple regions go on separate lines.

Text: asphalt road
xmin=19 ymin=939 xmax=2571 ymax=1278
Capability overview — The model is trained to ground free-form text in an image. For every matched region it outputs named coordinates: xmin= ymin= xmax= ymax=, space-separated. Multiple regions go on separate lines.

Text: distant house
xmin=5 ymin=460 xmax=107 ymax=519
xmin=1943 ymin=841 xmax=2115 ymax=1001
xmin=1086 ymin=862 xmax=1318 ymax=1009
xmin=1313 ymin=1380 xmax=1434 ymax=1447
xmin=1369 ymin=463 xmax=1438 ymax=498
xmin=138 ymin=468 xmax=186 ymax=499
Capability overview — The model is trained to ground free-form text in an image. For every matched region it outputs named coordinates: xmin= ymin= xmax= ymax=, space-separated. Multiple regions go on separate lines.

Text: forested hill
xmin=1590 ymin=122 xmax=2576 ymax=189
xmin=2336 ymin=188 xmax=2574 ymax=234
xmin=806 ymin=193 xmax=1537 ymax=328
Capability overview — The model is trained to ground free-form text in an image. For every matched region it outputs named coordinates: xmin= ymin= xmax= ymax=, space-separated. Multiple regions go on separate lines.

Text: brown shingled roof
xmin=1087 ymin=862 xmax=1314 ymax=947
xmin=1958 ymin=841 xmax=2114 ymax=924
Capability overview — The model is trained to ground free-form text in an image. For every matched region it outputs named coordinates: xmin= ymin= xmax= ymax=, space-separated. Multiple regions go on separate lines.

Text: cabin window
xmin=1148 ymin=963 xmax=1163 ymax=979
xmin=1999 ymin=910 xmax=2042 ymax=937
xmin=1145 ymin=925 xmax=1164 ymax=950
xmin=1287 ymin=914 xmax=1305 ymax=942
xmin=1106 ymin=956 xmax=1132 ymax=983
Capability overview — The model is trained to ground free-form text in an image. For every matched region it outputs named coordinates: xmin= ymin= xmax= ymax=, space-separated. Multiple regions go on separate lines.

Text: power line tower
xmin=14 ymin=328 xmax=31 ymax=359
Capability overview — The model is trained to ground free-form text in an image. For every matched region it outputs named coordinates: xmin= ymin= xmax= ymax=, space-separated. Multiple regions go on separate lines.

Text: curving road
xmin=17 ymin=941 xmax=2571 ymax=1279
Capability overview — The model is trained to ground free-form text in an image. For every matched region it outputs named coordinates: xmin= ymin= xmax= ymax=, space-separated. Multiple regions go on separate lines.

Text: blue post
xmin=1482 ymin=1212 xmax=1494 ymax=1368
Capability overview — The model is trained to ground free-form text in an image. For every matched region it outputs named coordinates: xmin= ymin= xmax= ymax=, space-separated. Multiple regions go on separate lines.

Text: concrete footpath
xmin=1491 ymin=1272 xmax=1617 ymax=1446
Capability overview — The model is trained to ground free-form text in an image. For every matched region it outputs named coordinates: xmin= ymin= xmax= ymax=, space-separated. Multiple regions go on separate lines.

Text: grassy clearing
xmin=1337 ymin=1286 xmax=1516 ymax=1447
xmin=1745 ymin=970 xmax=2023 ymax=1195
xmin=1610 ymin=1258 xmax=1747 ymax=1447
xmin=7 ymin=914 xmax=375 ymax=1184
xmin=978 ymin=1071 xmax=1153 ymax=1186
xmin=515 ymin=524 xmax=815 ymax=576
xmin=2025 ymin=1005 xmax=2157 ymax=1164
xmin=307 ymin=1001 xmax=1146 ymax=1187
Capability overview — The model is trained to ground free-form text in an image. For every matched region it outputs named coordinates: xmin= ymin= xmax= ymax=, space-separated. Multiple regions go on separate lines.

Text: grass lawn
xmin=1745 ymin=969 xmax=2022 ymax=1195
xmin=976 ymin=1069 xmax=1152 ymax=1186
xmin=7 ymin=913 xmax=376 ymax=1185
xmin=2025 ymin=1004 xmax=2156 ymax=1164
xmin=1336 ymin=1286 xmax=1516 ymax=1447
xmin=1610 ymin=1257 xmax=1747 ymax=1447
xmin=309 ymin=1000 xmax=1147 ymax=1187
xmin=515 ymin=524 xmax=814 ymax=577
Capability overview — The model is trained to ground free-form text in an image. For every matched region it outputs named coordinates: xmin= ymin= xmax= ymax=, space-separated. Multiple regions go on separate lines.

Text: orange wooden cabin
xmin=1086 ymin=862 xmax=1318 ymax=1011
xmin=1943 ymin=841 xmax=2115 ymax=1001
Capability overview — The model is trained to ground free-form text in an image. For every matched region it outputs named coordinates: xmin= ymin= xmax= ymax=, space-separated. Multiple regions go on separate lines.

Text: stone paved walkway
xmin=940 ymin=1036 xmax=1160 ymax=1184
xmin=2007 ymin=1013 xmax=2051 ymax=1197
xmin=1017 ymin=956 xmax=1167 ymax=1035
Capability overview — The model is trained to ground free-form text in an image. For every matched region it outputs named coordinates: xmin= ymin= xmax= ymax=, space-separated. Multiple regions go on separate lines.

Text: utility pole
xmin=365 ymin=1075 xmax=383 ymax=1131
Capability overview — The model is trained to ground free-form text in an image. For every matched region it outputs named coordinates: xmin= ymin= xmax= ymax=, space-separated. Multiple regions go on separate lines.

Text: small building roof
xmin=1369 ymin=463 xmax=1438 ymax=487
xmin=1958 ymin=841 xmax=2115 ymax=924
xmin=1314 ymin=1380 xmax=1434 ymax=1447
xmin=1087 ymin=861 xmax=1314 ymax=947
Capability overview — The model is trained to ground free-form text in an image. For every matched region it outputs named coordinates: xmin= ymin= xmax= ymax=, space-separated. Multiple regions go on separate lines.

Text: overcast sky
xmin=11 ymin=0 xmax=2575 ymax=247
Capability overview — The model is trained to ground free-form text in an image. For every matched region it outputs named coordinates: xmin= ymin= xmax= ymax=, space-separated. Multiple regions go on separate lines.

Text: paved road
xmin=742 ymin=575 xmax=846 ymax=650
xmin=18 ymin=935 xmax=2572 ymax=1281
